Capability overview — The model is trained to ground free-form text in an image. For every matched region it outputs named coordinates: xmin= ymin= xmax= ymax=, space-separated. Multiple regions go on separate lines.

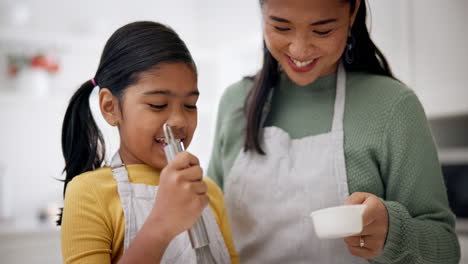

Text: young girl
xmin=208 ymin=0 xmax=460 ymax=263
xmin=59 ymin=21 xmax=238 ymax=264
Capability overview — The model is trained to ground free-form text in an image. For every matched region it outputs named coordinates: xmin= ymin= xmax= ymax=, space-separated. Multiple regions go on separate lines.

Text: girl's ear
xmin=99 ymin=88 xmax=120 ymax=127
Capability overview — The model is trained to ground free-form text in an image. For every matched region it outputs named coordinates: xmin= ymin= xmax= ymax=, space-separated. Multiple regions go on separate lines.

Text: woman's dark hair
xmin=245 ymin=0 xmax=394 ymax=154
xmin=57 ymin=21 xmax=196 ymax=225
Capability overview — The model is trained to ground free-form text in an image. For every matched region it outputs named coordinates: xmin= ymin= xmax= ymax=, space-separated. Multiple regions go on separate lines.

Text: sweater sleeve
xmin=61 ymin=177 xmax=113 ymax=264
xmin=371 ymin=91 xmax=461 ymax=263
xmin=207 ymin=86 xmax=230 ymax=189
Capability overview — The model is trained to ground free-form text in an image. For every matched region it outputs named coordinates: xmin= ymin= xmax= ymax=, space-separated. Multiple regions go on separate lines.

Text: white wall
xmin=0 ymin=0 xmax=467 ymax=221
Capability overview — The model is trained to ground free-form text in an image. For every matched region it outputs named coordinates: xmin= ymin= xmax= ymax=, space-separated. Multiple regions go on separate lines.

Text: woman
xmin=207 ymin=0 xmax=460 ymax=263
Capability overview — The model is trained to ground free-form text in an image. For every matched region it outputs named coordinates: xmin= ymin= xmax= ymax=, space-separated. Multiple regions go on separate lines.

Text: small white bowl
xmin=310 ymin=204 xmax=367 ymax=239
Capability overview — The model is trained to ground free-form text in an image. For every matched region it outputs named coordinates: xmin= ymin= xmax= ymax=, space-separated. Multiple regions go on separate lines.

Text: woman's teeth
xmin=291 ymin=57 xmax=315 ymax=67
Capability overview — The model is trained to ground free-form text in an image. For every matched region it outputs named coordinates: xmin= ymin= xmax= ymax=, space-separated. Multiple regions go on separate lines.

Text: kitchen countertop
xmin=0 ymin=218 xmax=62 ymax=264
xmin=0 ymin=218 xmax=59 ymax=236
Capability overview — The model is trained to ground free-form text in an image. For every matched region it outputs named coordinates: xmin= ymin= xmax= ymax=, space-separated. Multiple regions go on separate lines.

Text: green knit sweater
xmin=207 ymin=71 xmax=460 ymax=263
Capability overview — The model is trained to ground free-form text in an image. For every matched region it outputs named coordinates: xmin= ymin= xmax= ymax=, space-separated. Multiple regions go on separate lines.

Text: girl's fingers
xmin=190 ymin=181 xmax=207 ymax=195
xmin=170 ymin=151 xmax=200 ymax=169
xmin=181 ymin=165 xmax=203 ymax=182
xmin=198 ymin=194 xmax=210 ymax=208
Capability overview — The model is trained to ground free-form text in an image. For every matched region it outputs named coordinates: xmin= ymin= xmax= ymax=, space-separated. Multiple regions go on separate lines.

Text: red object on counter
xmin=30 ymin=55 xmax=60 ymax=73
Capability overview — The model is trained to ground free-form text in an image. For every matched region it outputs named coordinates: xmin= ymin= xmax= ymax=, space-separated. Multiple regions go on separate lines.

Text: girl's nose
xmin=166 ymin=109 xmax=187 ymax=132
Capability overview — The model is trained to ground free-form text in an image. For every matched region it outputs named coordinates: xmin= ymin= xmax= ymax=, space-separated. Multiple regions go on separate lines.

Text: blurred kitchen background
xmin=0 ymin=0 xmax=466 ymax=263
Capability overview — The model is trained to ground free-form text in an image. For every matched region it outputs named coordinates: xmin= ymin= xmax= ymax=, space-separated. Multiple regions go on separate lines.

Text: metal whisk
xmin=163 ymin=123 xmax=217 ymax=264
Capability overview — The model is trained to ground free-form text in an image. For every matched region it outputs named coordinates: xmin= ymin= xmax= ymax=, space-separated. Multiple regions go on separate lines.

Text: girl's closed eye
xmin=148 ymin=103 xmax=197 ymax=110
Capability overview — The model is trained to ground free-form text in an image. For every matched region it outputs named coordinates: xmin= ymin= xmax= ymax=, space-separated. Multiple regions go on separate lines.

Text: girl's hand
xmin=343 ymin=192 xmax=389 ymax=259
xmin=149 ymin=151 xmax=208 ymax=241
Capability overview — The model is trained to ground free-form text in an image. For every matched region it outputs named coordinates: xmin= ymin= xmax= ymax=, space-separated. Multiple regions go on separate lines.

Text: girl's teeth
xmin=155 ymin=138 xmax=166 ymax=144
xmin=155 ymin=138 xmax=183 ymax=145
xmin=291 ymin=58 xmax=315 ymax=67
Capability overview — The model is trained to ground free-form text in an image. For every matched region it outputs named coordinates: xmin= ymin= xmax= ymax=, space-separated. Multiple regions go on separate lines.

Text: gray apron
xmin=224 ymin=63 xmax=367 ymax=263
xmin=110 ymin=153 xmax=231 ymax=263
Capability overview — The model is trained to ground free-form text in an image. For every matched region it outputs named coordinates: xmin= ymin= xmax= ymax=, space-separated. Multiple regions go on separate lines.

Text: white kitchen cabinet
xmin=409 ymin=0 xmax=468 ymax=117
xmin=369 ymin=0 xmax=412 ymax=86
xmin=369 ymin=0 xmax=468 ymax=118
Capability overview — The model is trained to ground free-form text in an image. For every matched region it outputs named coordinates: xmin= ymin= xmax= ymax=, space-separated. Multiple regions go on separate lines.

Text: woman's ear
xmin=350 ymin=0 xmax=361 ymax=27
xmin=99 ymin=88 xmax=120 ymax=127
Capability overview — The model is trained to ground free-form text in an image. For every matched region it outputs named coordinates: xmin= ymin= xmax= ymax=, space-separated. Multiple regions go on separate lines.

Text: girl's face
xmin=262 ymin=0 xmax=359 ymax=86
xmin=109 ymin=63 xmax=198 ymax=170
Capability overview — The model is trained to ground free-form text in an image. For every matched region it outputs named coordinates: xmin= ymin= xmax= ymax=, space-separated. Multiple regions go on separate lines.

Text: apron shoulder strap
xmin=331 ymin=62 xmax=347 ymax=132
xmin=110 ymin=151 xmax=130 ymax=184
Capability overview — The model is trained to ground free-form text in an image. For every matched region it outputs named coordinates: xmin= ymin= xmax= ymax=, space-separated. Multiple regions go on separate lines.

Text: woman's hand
xmin=148 ymin=151 xmax=209 ymax=241
xmin=343 ymin=192 xmax=389 ymax=259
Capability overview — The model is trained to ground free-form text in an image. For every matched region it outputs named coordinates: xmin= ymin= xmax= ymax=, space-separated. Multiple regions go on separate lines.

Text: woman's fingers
xmin=345 ymin=192 xmax=377 ymax=227
xmin=344 ymin=192 xmax=368 ymax=206
xmin=344 ymin=235 xmax=382 ymax=259
xmin=343 ymin=192 xmax=389 ymax=259
xmin=347 ymin=243 xmax=375 ymax=259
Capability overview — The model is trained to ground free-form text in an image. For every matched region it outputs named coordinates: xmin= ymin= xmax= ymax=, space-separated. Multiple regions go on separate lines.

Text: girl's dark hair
xmin=57 ymin=21 xmax=196 ymax=225
xmin=245 ymin=0 xmax=394 ymax=154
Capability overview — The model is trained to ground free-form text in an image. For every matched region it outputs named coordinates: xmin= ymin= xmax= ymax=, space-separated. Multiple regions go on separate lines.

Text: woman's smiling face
xmin=262 ymin=0 xmax=358 ymax=86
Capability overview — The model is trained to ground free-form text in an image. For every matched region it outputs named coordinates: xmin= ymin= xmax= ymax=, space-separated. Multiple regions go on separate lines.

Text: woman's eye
xmin=314 ymin=30 xmax=332 ymax=36
xmin=274 ymin=26 xmax=290 ymax=32
xmin=148 ymin=104 xmax=167 ymax=109
xmin=185 ymin=104 xmax=197 ymax=110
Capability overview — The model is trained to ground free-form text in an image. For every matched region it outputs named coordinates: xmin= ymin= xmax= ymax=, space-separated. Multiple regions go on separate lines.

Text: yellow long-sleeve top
xmin=61 ymin=164 xmax=239 ymax=263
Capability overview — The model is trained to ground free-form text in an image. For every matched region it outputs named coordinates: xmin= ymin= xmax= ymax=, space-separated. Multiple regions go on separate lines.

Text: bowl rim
xmin=310 ymin=204 xmax=367 ymax=218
